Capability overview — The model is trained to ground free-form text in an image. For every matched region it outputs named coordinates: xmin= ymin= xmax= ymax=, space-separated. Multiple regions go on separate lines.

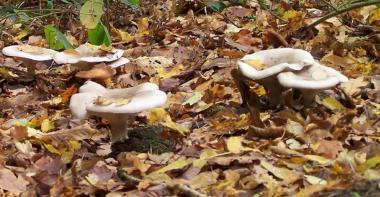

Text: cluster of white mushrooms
xmin=237 ymin=48 xmax=348 ymax=106
xmin=1 ymin=43 xmax=167 ymax=142
xmin=1 ymin=45 xmax=349 ymax=142
xmin=2 ymin=43 xmax=130 ymax=71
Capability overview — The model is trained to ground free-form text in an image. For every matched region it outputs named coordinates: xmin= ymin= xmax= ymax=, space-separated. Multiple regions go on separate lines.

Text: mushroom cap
xmin=53 ymin=43 xmax=124 ymax=64
xmin=70 ymin=81 xmax=166 ymax=119
xmin=277 ymin=62 xmax=348 ymax=89
xmin=2 ymin=45 xmax=58 ymax=61
xmin=87 ymin=89 xmax=167 ymax=114
xmin=108 ymin=57 xmax=130 ymax=68
xmin=69 ymin=92 xmax=98 ymax=119
xmin=237 ymin=48 xmax=315 ymax=80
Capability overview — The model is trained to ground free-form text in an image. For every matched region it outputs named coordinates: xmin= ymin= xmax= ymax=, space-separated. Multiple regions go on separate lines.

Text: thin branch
xmin=195 ymin=0 xmax=240 ymax=28
xmin=302 ymin=0 xmax=380 ymax=31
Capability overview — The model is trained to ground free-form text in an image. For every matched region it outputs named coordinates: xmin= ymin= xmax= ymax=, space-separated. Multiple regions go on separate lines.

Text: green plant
xmin=44 ymin=25 xmax=74 ymax=50
xmin=121 ymin=0 xmax=140 ymax=8
xmin=77 ymin=0 xmax=111 ymax=46
xmin=88 ymin=22 xmax=111 ymax=46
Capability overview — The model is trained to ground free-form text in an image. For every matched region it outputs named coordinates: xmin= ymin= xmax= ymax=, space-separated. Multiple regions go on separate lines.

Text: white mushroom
xmin=69 ymin=81 xmax=167 ymax=142
xmin=277 ymin=62 xmax=348 ymax=104
xmin=53 ymin=43 xmax=124 ymax=66
xmin=108 ymin=57 xmax=130 ymax=68
xmin=237 ymin=48 xmax=315 ymax=106
xmin=2 ymin=44 xmax=57 ymax=74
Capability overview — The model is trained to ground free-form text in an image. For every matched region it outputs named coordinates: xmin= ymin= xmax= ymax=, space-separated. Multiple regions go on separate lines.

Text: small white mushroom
xmin=2 ymin=44 xmax=58 ymax=74
xmin=70 ymin=81 xmax=167 ymax=142
xmin=277 ymin=62 xmax=348 ymax=104
xmin=237 ymin=48 xmax=315 ymax=106
xmin=53 ymin=43 xmax=124 ymax=66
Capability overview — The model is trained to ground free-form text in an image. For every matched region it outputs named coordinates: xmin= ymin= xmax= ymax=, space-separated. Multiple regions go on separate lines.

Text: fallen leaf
xmin=148 ymin=108 xmax=189 ymax=135
xmin=321 ymin=97 xmax=345 ymax=111
xmin=0 ymin=168 xmax=28 ymax=193
xmin=150 ymin=159 xmax=189 ymax=175
xmin=315 ymin=140 xmax=343 ymax=159
xmin=226 ymin=136 xmax=252 ymax=154
xmin=260 ymin=160 xmax=300 ymax=183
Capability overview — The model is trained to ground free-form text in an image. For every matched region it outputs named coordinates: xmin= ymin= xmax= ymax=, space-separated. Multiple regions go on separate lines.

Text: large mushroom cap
xmin=87 ymin=89 xmax=167 ymax=114
xmin=70 ymin=92 xmax=98 ymax=119
xmin=277 ymin=62 xmax=348 ymax=89
xmin=237 ymin=48 xmax=315 ymax=80
xmin=53 ymin=43 xmax=124 ymax=65
xmin=70 ymin=81 xmax=166 ymax=119
xmin=2 ymin=45 xmax=58 ymax=61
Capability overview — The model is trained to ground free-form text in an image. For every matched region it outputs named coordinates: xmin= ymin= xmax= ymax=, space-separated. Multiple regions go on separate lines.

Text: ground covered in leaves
xmin=1 ymin=0 xmax=380 ymax=196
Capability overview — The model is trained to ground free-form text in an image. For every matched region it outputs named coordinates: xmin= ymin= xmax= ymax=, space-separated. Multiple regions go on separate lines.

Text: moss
xmin=111 ymin=126 xmax=177 ymax=155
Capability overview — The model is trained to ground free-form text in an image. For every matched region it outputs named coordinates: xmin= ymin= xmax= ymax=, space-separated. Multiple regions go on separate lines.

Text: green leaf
xmin=207 ymin=1 xmax=226 ymax=11
xmin=80 ymin=0 xmax=104 ymax=29
xmin=44 ymin=25 xmax=74 ymax=50
xmin=121 ymin=0 xmax=140 ymax=8
xmin=258 ymin=0 xmax=270 ymax=10
xmin=88 ymin=22 xmax=111 ymax=46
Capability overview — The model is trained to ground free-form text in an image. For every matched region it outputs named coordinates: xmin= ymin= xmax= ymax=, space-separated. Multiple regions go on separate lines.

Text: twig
xmin=117 ymin=168 xmax=207 ymax=197
xmin=196 ymin=0 xmax=240 ymax=28
xmin=302 ymin=0 xmax=380 ymax=31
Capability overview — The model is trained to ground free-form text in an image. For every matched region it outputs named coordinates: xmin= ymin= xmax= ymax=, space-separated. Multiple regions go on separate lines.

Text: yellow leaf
xmin=243 ymin=59 xmax=266 ymax=70
xmin=322 ymin=97 xmax=345 ymax=111
xmin=182 ymin=92 xmax=203 ymax=106
xmin=226 ymin=136 xmax=251 ymax=154
xmin=148 ymin=108 xmax=189 ymax=135
xmin=283 ymin=10 xmax=300 ymax=20
xmin=69 ymin=140 xmax=81 ymax=150
xmin=150 ymin=159 xmax=189 ymax=175
xmin=14 ymin=30 xmax=29 ymax=41
xmin=41 ymin=119 xmax=54 ymax=132
xmin=85 ymin=173 xmax=99 ymax=185
xmin=157 ymin=64 xmax=185 ymax=78
xmin=61 ymin=150 xmax=74 ymax=164
xmin=44 ymin=144 xmax=61 ymax=155
xmin=304 ymin=175 xmax=327 ymax=185
xmin=193 ymin=148 xmax=218 ymax=168
xmin=137 ymin=17 xmax=150 ymax=37
xmin=304 ymin=155 xmax=331 ymax=165
xmin=215 ymin=170 xmax=242 ymax=195
xmin=369 ymin=8 xmax=380 ymax=24
xmin=260 ymin=160 xmax=300 ymax=183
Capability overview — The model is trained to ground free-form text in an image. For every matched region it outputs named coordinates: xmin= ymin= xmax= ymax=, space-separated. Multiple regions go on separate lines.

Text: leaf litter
xmin=0 ymin=0 xmax=380 ymax=196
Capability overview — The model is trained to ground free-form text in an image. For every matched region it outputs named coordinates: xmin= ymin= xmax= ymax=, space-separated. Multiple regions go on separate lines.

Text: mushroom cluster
xmin=1 ymin=43 xmax=129 ymax=73
xmin=236 ymin=48 xmax=348 ymax=106
xmin=70 ymin=81 xmax=167 ymax=142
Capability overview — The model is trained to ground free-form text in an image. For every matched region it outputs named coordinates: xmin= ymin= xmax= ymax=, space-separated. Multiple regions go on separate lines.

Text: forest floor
xmin=0 ymin=0 xmax=380 ymax=196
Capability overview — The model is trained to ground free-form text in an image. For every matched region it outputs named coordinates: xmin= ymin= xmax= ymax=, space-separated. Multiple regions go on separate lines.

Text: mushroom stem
xmin=259 ymin=77 xmax=284 ymax=107
xmin=231 ymin=69 xmax=264 ymax=128
xmin=300 ymin=89 xmax=317 ymax=106
xmin=106 ymin=115 xmax=133 ymax=142
xmin=21 ymin=59 xmax=36 ymax=76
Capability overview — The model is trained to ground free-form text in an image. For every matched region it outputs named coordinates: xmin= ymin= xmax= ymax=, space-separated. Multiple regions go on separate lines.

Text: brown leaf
xmin=0 ymin=168 xmax=28 ymax=193
xmin=315 ymin=140 xmax=343 ymax=159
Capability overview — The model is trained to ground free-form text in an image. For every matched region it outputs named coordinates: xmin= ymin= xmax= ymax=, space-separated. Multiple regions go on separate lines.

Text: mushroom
xmin=277 ymin=62 xmax=348 ymax=105
xmin=2 ymin=44 xmax=57 ymax=75
xmin=108 ymin=57 xmax=130 ymax=68
xmin=237 ymin=48 xmax=315 ymax=106
xmin=53 ymin=43 xmax=124 ymax=68
xmin=70 ymin=81 xmax=167 ymax=142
